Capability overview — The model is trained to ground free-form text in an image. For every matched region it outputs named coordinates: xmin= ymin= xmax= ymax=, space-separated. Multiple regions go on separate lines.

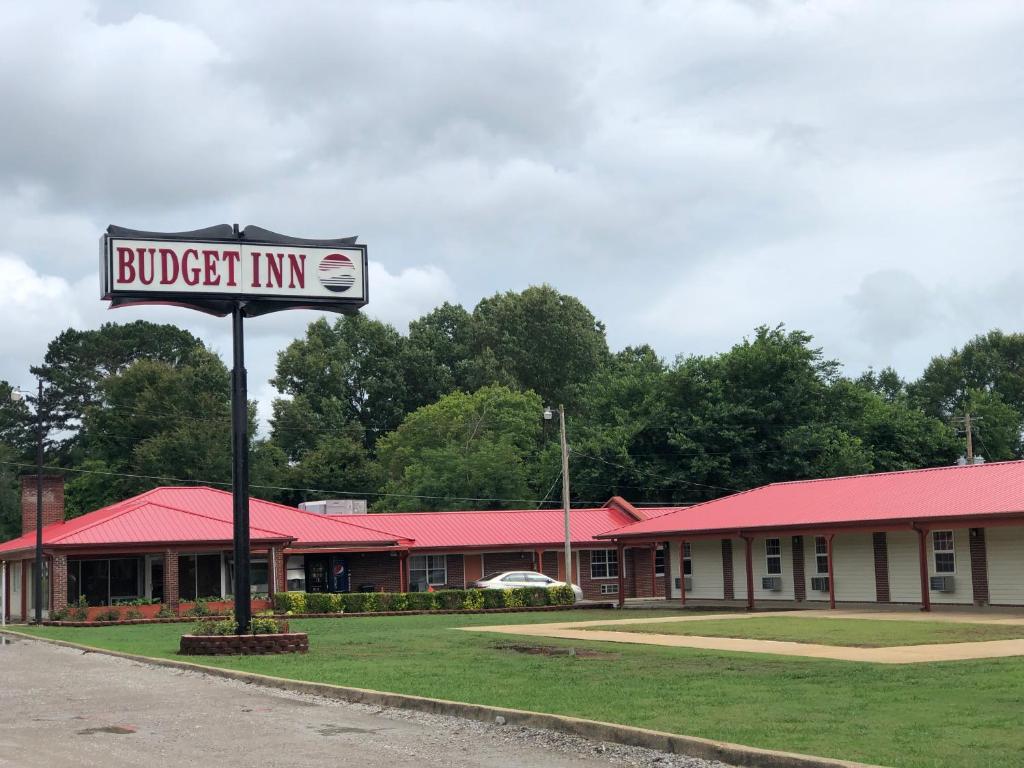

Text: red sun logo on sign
xmin=318 ymin=253 xmax=356 ymax=293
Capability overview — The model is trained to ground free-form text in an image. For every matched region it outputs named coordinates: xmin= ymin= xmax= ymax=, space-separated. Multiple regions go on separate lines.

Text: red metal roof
xmin=0 ymin=486 xmax=410 ymax=556
xmin=599 ymin=460 xmax=1024 ymax=539
xmin=361 ymin=505 xmax=639 ymax=550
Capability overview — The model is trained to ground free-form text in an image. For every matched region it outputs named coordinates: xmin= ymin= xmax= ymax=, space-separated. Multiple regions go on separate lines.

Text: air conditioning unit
xmin=810 ymin=576 xmax=830 ymax=592
xmin=761 ymin=576 xmax=782 ymax=592
xmin=684 ymin=576 xmax=693 ymax=592
xmin=930 ymin=575 xmax=955 ymax=593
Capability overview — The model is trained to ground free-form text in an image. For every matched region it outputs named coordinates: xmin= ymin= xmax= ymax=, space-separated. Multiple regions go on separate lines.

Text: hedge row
xmin=273 ymin=585 xmax=575 ymax=614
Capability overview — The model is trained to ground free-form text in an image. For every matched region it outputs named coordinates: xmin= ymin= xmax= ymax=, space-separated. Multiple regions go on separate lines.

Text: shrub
xmin=433 ymin=590 xmax=465 ymax=610
xmin=304 ymin=592 xmax=337 ymax=614
xmin=250 ymin=613 xmax=284 ymax=634
xmin=193 ymin=617 xmax=237 ymax=635
xmin=377 ymin=592 xmax=408 ymax=611
xmin=548 ymin=585 xmax=575 ymax=606
xmin=481 ymin=589 xmax=505 ymax=609
xmin=125 ymin=607 xmax=144 ymax=620
xmin=523 ymin=587 xmax=549 ymax=606
xmin=184 ymin=598 xmax=213 ymax=617
xmin=95 ymin=607 xmax=122 ymax=622
xmin=502 ymin=588 xmax=525 ymax=608
xmin=273 ymin=591 xmax=307 ymax=614
xmin=66 ymin=595 xmax=89 ymax=622
xmin=50 ymin=606 xmax=69 ymax=621
xmin=405 ymin=592 xmax=437 ymax=611
xmin=156 ymin=603 xmax=175 ymax=618
xmin=461 ymin=589 xmax=485 ymax=610
xmin=341 ymin=592 xmax=380 ymax=613
xmin=114 ymin=597 xmax=155 ymax=606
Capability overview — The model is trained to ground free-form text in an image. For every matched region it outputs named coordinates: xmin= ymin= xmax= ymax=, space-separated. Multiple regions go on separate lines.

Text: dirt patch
xmin=495 ymin=642 xmax=619 ymax=659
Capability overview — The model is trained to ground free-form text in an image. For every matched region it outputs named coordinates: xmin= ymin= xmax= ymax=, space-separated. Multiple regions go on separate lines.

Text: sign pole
xmin=231 ymin=301 xmax=252 ymax=632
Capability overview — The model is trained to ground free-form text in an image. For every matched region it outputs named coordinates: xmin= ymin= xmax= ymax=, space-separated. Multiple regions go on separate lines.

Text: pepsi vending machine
xmin=330 ymin=556 xmax=349 ymax=593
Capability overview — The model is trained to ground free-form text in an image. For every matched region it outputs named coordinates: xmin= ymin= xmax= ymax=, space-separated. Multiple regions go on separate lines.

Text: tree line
xmin=1 ymin=284 xmax=1021 ymax=537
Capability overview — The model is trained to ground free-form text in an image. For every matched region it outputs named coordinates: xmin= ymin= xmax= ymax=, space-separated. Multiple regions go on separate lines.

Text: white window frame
xmin=814 ymin=536 xmax=829 ymax=576
xmin=654 ymin=547 xmax=665 ymax=576
xmin=409 ymin=554 xmax=448 ymax=588
xmin=932 ymin=530 xmax=956 ymax=574
xmin=600 ymin=583 xmax=619 ymax=594
xmin=765 ymin=538 xmax=782 ymax=576
xmin=590 ymin=549 xmax=619 ymax=579
xmin=682 ymin=542 xmax=692 ymax=576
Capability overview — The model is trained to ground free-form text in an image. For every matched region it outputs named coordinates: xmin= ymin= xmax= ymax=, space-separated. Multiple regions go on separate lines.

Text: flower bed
xmin=179 ymin=632 xmax=308 ymax=655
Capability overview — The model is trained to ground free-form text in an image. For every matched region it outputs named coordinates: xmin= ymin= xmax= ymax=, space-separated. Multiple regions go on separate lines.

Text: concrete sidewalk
xmin=461 ymin=610 xmax=1024 ymax=664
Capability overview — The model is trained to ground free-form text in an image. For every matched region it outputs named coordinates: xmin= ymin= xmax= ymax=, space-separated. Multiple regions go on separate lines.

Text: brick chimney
xmin=21 ymin=475 xmax=65 ymax=534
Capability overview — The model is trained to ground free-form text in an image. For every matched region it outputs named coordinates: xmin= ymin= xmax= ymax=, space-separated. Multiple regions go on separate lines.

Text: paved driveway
xmin=0 ymin=636 xmax=719 ymax=768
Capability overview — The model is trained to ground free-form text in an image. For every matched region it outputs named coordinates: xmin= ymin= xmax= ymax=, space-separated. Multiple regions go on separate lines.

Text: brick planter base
xmin=179 ymin=631 xmax=308 ymax=656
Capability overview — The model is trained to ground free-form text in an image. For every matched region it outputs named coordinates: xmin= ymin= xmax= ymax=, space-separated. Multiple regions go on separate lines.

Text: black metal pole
xmin=34 ymin=378 xmax=43 ymax=624
xmin=231 ymin=303 xmax=251 ymax=632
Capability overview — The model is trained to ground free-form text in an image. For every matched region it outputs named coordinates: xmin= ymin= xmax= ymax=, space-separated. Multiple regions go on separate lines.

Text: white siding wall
xmin=889 ymin=529 xmax=974 ymax=605
xmin=984 ymin=526 xmax=1024 ymax=605
xmin=10 ymin=561 xmax=21 ymax=620
xmin=801 ymin=535 xmax=831 ymax=603
xmin=830 ymin=533 xmax=876 ymax=602
xmin=753 ymin=536 xmax=796 ymax=600
xmin=668 ymin=540 xmax=726 ymax=599
xmin=732 ymin=540 xmax=747 ymax=600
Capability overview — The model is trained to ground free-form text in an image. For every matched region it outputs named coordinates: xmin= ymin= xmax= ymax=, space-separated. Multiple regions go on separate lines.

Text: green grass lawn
xmin=13 ymin=610 xmax=1024 ymax=768
xmin=582 ymin=616 xmax=1024 ymax=647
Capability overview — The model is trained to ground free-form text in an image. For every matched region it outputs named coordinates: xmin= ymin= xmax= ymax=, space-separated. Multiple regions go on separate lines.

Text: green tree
xmin=468 ymin=285 xmax=609 ymax=407
xmin=374 ymin=386 xmax=547 ymax=511
xmin=65 ymin=350 xmax=234 ymax=516
xmin=405 ymin=302 xmax=476 ymax=404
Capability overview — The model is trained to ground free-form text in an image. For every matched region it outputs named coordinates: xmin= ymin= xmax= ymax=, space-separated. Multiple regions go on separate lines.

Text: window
xmin=765 ymin=538 xmax=782 ymax=576
xmin=683 ymin=542 xmax=692 ymax=576
xmin=654 ymin=547 xmax=665 ymax=576
xmin=67 ymin=558 xmax=142 ymax=606
xmin=590 ymin=549 xmax=618 ymax=579
xmin=600 ymin=583 xmax=619 ymax=595
xmin=286 ymin=555 xmax=306 ymax=591
xmin=409 ymin=554 xmax=447 ymax=592
xmin=815 ymin=537 xmax=829 ymax=575
xmin=225 ymin=556 xmax=269 ymax=596
xmin=933 ymin=530 xmax=955 ymax=574
xmin=179 ymin=554 xmax=222 ymax=601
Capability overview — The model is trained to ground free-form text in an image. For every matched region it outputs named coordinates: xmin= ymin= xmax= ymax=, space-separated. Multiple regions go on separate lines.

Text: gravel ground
xmin=0 ymin=635 xmax=731 ymax=768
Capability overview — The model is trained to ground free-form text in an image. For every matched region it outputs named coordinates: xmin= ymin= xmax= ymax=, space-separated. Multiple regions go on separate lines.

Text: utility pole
xmin=34 ymin=378 xmax=43 ymax=624
xmin=952 ymin=411 xmax=981 ymax=464
xmin=559 ymin=405 xmax=572 ymax=586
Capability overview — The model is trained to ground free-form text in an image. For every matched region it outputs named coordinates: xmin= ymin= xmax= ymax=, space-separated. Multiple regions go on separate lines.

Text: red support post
xmin=535 ymin=549 xmax=544 ymax=574
xmin=744 ymin=536 xmax=755 ymax=611
xmin=399 ymin=551 xmax=409 ymax=593
xmin=650 ymin=543 xmax=657 ymax=598
xmin=617 ymin=544 xmax=626 ymax=607
xmin=917 ymin=528 xmax=931 ymax=612
xmin=679 ymin=539 xmax=686 ymax=607
xmin=826 ymin=534 xmax=836 ymax=610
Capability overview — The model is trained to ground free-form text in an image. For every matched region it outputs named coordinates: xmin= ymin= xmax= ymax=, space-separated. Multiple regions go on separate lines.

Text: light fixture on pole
xmin=544 ymin=404 xmax=573 ymax=586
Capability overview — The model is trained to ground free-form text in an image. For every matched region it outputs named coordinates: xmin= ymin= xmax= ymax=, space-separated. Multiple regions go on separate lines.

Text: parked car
xmin=469 ymin=571 xmax=584 ymax=602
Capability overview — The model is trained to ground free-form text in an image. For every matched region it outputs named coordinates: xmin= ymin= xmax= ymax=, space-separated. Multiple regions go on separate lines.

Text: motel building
xmin=2 ymin=460 xmax=1024 ymax=620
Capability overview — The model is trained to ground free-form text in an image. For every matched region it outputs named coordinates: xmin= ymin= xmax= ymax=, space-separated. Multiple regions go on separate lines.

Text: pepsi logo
xmin=318 ymin=253 xmax=356 ymax=293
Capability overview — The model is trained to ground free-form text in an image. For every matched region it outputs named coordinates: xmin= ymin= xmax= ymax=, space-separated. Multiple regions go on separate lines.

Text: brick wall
xmin=445 ymin=554 xmax=465 ymax=588
xmin=541 ymin=551 xmax=560 ymax=579
xmin=21 ymin=475 xmax=64 ymax=534
xmin=271 ymin=547 xmax=286 ymax=594
xmin=482 ymin=551 xmax=533 ymax=575
xmin=873 ymin=532 xmax=890 ymax=603
xmin=721 ymin=539 xmax=734 ymax=600
xmin=577 ymin=548 xmax=632 ymax=600
xmin=50 ymin=553 xmax=67 ymax=613
xmin=792 ymin=536 xmax=806 ymax=601
xmin=969 ymin=528 xmax=989 ymax=606
xmin=346 ymin=552 xmax=403 ymax=592
xmin=163 ymin=550 xmax=179 ymax=611
xmin=631 ymin=546 xmax=666 ymax=598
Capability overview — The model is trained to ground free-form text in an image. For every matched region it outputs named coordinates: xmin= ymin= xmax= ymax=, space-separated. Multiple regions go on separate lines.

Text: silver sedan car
xmin=470 ymin=570 xmax=584 ymax=602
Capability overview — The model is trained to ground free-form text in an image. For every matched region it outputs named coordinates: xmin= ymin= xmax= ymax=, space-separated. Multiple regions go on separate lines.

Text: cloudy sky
xmin=2 ymin=0 xmax=1022 ymax=427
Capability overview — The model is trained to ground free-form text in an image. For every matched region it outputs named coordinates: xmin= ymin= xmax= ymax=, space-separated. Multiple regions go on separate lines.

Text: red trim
xmin=826 ymin=534 xmax=836 ymax=610
xmin=616 ymin=544 xmax=625 ymax=607
xmin=917 ymin=528 xmax=931 ymax=612
xmin=744 ymin=537 xmax=754 ymax=611
xmin=678 ymin=539 xmax=686 ymax=607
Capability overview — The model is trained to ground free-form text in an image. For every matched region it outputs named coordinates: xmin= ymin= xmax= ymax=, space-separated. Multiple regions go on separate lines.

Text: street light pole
xmin=558 ymin=405 xmax=572 ymax=586
xmin=33 ymin=378 xmax=43 ymax=624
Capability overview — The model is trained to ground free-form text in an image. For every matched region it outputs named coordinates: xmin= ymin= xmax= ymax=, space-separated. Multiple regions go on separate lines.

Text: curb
xmin=1 ymin=629 xmax=885 ymax=768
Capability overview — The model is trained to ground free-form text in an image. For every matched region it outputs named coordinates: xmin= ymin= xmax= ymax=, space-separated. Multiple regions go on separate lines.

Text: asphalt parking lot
xmin=0 ymin=635 xmax=725 ymax=768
